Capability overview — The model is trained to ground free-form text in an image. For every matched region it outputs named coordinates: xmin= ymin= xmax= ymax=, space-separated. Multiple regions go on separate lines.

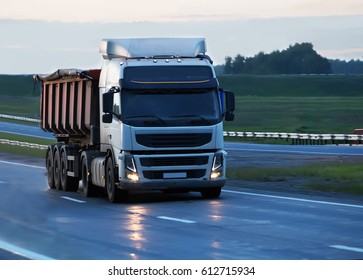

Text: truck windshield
xmin=121 ymin=89 xmax=222 ymax=127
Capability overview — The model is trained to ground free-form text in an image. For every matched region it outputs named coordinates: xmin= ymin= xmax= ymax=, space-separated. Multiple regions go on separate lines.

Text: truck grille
xmin=140 ymin=156 xmax=208 ymax=167
xmin=136 ymin=133 xmax=212 ymax=148
xmin=143 ymin=170 xmax=206 ymax=180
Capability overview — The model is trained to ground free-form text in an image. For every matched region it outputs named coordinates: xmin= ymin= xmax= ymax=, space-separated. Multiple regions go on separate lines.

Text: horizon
xmin=1 ymin=1 xmax=363 ymax=74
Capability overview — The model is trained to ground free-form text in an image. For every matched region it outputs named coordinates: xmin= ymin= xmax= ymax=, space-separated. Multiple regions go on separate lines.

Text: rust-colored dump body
xmin=39 ymin=69 xmax=100 ymax=137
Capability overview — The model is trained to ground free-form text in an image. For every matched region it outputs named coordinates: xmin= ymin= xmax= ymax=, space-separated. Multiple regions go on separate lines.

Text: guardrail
xmin=1 ymin=114 xmax=362 ymax=146
xmin=0 ymin=114 xmax=40 ymax=123
xmin=224 ymin=131 xmax=363 ymax=145
xmin=0 ymin=139 xmax=48 ymax=150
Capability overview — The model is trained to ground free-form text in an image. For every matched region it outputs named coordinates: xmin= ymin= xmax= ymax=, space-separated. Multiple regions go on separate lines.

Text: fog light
xmin=210 ymin=171 xmax=221 ymax=179
xmin=126 ymin=172 xmax=139 ymax=181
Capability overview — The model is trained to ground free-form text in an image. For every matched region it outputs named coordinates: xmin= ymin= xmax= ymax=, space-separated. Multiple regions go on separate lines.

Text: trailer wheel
xmin=53 ymin=149 xmax=62 ymax=190
xmin=106 ymin=157 xmax=123 ymax=203
xmin=201 ymin=187 xmax=221 ymax=199
xmin=81 ymin=156 xmax=97 ymax=197
xmin=46 ymin=147 xmax=55 ymax=189
xmin=60 ymin=150 xmax=79 ymax=192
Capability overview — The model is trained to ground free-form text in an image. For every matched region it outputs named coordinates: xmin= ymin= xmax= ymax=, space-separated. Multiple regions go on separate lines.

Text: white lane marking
xmin=61 ymin=196 xmax=86 ymax=203
xmin=223 ymin=189 xmax=363 ymax=209
xmin=0 ymin=240 xmax=55 ymax=260
xmin=0 ymin=160 xmax=44 ymax=169
xmin=157 ymin=216 xmax=196 ymax=224
xmin=330 ymin=245 xmax=363 ymax=253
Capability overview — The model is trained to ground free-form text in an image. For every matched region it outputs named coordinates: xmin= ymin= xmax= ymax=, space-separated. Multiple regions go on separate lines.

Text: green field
xmin=218 ymin=75 xmax=363 ymax=134
xmin=218 ymin=74 xmax=363 ymax=97
xmin=0 ymin=132 xmax=54 ymax=157
xmin=0 ymin=74 xmax=40 ymax=118
xmin=1 ymin=74 xmax=363 ymax=134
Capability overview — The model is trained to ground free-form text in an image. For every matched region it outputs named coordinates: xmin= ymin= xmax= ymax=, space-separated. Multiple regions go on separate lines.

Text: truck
xmin=36 ymin=38 xmax=235 ymax=202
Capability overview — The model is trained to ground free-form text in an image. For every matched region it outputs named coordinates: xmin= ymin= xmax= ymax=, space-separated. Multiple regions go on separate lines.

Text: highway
xmin=0 ymin=120 xmax=53 ymax=140
xmin=0 ymin=153 xmax=363 ymax=260
xmin=1 ymin=120 xmax=363 ymax=260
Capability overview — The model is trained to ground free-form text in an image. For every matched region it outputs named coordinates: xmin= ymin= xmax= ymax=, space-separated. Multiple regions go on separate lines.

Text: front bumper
xmin=117 ymin=151 xmax=226 ymax=191
xmin=118 ymin=178 xmax=226 ymax=191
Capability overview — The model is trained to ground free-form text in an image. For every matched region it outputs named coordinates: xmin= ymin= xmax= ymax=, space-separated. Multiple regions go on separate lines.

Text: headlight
xmin=125 ymin=155 xmax=139 ymax=181
xmin=212 ymin=153 xmax=223 ymax=171
xmin=125 ymin=155 xmax=137 ymax=172
xmin=211 ymin=153 xmax=223 ymax=179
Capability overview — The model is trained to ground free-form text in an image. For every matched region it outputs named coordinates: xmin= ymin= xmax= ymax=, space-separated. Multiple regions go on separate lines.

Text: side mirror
xmin=102 ymin=87 xmax=120 ymax=113
xmin=224 ymin=90 xmax=235 ymax=121
xmin=103 ymin=92 xmax=113 ymax=113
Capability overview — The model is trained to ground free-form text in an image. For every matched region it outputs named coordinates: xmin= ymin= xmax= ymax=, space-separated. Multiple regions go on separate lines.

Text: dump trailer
xmin=37 ymin=38 xmax=235 ymax=202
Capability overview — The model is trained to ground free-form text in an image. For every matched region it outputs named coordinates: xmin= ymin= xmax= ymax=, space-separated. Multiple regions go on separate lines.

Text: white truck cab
xmin=39 ymin=38 xmax=235 ymax=203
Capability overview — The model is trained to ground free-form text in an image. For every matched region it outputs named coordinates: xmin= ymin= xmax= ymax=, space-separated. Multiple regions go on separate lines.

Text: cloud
xmin=318 ymin=48 xmax=363 ymax=60
xmin=0 ymin=44 xmax=29 ymax=49
xmin=45 ymin=47 xmax=96 ymax=53
xmin=1 ymin=0 xmax=363 ymax=23
xmin=1 ymin=15 xmax=363 ymax=73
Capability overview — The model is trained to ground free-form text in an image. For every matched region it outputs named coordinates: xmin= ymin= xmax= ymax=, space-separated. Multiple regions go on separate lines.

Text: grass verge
xmin=0 ymin=132 xmax=54 ymax=158
xmin=227 ymin=163 xmax=363 ymax=195
xmin=223 ymin=96 xmax=363 ymax=134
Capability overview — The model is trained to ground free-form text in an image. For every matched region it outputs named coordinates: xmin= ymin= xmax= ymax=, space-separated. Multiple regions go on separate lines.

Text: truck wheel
xmin=60 ymin=150 xmax=79 ymax=192
xmin=81 ymin=157 xmax=97 ymax=197
xmin=53 ymin=149 xmax=62 ymax=190
xmin=201 ymin=187 xmax=221 ymax=199
xmin=46 ymin=147 xmax=55 ymax=189
xmin=106 ymin=157 xmax=123 ymax=203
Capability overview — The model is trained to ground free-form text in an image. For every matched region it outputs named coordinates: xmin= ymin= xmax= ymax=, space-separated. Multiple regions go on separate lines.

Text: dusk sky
xmin=1 ymin=0 xmax=363 ymax=73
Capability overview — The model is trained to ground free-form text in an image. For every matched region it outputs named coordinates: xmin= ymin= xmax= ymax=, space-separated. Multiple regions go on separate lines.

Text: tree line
xmin=219 ymin=42 xmax=363 ymax=75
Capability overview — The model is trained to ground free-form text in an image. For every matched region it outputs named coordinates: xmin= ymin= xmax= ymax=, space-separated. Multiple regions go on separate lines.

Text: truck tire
xmin=81 ymin=156 xmax=97 ymax=197
xmin=46 ymin=147 xmax=55 ymax=189
xmin=60 ymin=150 xmax=79 ymax=192
xmin=53 ymin=149 xmax=62 ymax=190
xmin=106 ymin=157 xmax=123 ymax=203
xmin=201 ymin=187 xmax=221 ymax=199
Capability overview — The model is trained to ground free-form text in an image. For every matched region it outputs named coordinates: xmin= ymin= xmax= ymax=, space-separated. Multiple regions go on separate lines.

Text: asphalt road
xmin=1 ymin=120 xmax=363 ymax=259
xmin=0 ymin=120 xmax=53 ymax=139
xmin=0 ymin=154 xmax=363 ymax=260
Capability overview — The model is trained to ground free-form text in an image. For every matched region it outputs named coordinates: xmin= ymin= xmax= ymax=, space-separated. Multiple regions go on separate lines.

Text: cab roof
xmin=99 ymin=38 xmax=206 ymax=60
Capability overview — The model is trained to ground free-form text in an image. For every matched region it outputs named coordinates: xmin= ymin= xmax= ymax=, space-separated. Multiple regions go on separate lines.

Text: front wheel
xmin=106 ymin=157 xmax=118 ymax=202
xmin=81 ymin=156 xmax=97 ymax=197
xmin=201 ymin=187 xmax=221 ymax=199
xmin=106 ymin=157 xmax=127 ymax=203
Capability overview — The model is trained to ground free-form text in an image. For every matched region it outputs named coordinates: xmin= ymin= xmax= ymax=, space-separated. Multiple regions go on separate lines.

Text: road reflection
xmin=208 ymin=200 xmax=224 ymax=258
xmin=123 ymin=205 xmax=148 ymax=259
xmin=208 ymin=200 xmax=223 ymax=221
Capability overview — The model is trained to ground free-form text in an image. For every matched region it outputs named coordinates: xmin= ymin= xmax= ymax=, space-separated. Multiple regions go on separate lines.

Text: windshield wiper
xmin=169 ymin=114 xmax=212 ymax=125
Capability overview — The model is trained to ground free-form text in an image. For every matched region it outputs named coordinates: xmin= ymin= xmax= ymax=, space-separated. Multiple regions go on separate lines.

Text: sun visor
xmin=120 ymin=65 xmax=217 ymax=89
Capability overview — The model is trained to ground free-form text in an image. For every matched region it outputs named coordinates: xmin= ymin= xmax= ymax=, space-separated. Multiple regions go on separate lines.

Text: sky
xmin=0 ymin=0 xmax=363 ymax=74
